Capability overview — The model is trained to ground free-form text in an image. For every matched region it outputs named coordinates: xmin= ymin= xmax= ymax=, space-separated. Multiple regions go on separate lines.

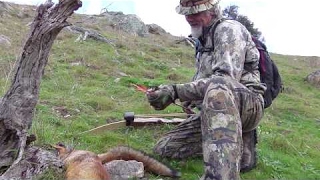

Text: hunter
xmin=146 ymin=0 xmax=266 ymax=179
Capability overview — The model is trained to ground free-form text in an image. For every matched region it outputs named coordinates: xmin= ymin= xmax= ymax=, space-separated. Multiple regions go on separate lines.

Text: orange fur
xmin=53 ymin=143 xmax=180 ymax=180
xmin=53 ymin=144 xmax=110 ymax=180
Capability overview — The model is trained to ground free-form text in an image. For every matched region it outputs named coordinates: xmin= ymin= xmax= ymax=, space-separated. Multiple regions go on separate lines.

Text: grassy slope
xmin=0 ymin=3 xmax=319 ymax=180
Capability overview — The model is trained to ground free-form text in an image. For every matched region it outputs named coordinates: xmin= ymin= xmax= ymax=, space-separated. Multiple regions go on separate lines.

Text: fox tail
xmin=98 ymin=146 xmax=181 ymax=178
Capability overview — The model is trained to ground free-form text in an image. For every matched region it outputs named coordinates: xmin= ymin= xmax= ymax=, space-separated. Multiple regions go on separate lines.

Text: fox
xmin=53 ymin=143 xmax=181 ymax=180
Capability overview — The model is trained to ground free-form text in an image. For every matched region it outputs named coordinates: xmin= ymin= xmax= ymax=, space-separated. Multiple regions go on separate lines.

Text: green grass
xmin=1 ymin=3 xmax=320 ymax=179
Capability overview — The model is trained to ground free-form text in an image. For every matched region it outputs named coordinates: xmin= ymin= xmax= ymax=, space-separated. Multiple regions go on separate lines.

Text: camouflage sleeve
xmin=210 ymin=20 xmax=249 ymax=80
xmin=175 ymin=20 xmax=262 ymax=102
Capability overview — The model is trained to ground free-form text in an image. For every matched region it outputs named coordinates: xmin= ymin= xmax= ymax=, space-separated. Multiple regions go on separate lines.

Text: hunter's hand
xmin=181 ymin=101 xmax=195 ymax=114
xmin=146 ymin=85 xmax=177 ymax=110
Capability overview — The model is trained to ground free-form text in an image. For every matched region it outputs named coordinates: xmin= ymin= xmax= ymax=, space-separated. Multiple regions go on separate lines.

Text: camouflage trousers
xmin=153 ymin=77 xmax=264 ymax=180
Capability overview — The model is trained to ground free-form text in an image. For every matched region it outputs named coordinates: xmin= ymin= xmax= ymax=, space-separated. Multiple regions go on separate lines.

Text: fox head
xmin=52 ymin=142 xmax=73 ymax=159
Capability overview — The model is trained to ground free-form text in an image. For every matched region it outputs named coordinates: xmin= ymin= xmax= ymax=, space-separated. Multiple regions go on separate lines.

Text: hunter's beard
xmin=191 ymin=26 xmax=203 ymax=38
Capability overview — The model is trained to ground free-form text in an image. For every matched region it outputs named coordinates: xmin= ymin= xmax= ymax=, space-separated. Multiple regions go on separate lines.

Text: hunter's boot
xmin=241 ymin=129 xmax=258 ymax=172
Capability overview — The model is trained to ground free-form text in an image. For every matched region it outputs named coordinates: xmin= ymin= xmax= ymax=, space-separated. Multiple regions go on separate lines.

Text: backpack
xmin=251 ymin=37 xmax=282 ymax=108
xmin=195 ymin=19 xmax=282 ymax=108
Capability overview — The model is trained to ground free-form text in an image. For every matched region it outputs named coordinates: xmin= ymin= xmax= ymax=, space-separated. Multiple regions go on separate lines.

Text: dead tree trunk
xmin=0 ymin=0 xmax=82 ymax=177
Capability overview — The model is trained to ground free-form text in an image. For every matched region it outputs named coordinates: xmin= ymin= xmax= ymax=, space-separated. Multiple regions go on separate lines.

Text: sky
xmin=4 ymin=0 xmax=320 ymax=57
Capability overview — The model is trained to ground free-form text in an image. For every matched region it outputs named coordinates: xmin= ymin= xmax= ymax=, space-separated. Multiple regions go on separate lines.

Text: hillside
xmin=0 ymin=1 xmax=320 ymax=180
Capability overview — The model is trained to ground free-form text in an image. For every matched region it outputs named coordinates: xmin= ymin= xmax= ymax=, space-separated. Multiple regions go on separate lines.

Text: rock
xmin=306 ymin=70 xmax=320 ymax=88
xmin=104 ymin=160 xmax=144 ymax=180
xmin=68 ymin=26 xmax=115 ymax=45
xmin=103 ymin=11 xmax=149 ymax=37
xmin=0 ymin=35 xmax=11 ymax=46
xmin=17 ymin=7 xmax=30 ymax=18
xmin=117 ymin=71 xmax=129 ymax=77
xmin=114 ymin=78 xmax=121 ymax=83
xmin=0 ymin=2 xmax=10 ymax=16
xmin=147 ymin=24 xmax=167 ymax=35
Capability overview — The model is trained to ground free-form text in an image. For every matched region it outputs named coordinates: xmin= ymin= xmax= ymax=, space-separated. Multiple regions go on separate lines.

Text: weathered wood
xmin=0 ymin=0 xmax=82 ymax=178
xmin=175 ymin=36 xmax=196 ymax=48
xmin=0 ymin=146 xmax=63 ymax=180
xmin=69 ymin=25 xmax=115 ymax=45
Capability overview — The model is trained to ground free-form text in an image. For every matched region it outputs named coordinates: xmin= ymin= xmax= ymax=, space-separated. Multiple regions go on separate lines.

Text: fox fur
xmin=53 ymin=143 xmax=180 ymax=180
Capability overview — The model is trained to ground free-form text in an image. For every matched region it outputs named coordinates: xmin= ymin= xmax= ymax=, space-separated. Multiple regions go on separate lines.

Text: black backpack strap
xmin=198 ymin=18 xmax=226 ymax=53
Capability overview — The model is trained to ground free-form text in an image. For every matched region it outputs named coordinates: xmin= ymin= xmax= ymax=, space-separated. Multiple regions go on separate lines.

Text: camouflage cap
xmin=176 ymin=0 xmax=220 ymax=15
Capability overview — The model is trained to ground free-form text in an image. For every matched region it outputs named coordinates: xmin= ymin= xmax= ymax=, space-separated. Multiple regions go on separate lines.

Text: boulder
xmin=104 ymin=11 xmax=149 ymax=37
xmin=104 ymin=160 xmax=144 ymax=180
xmin=147 ymin=24 xmax=167 ymax=35
xmin=306 ymin=70 xmax=320 ymax=88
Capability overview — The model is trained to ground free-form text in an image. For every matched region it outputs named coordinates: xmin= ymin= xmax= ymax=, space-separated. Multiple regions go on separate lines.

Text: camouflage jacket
xmin=176 ymin=18 xmax=266 ymax=102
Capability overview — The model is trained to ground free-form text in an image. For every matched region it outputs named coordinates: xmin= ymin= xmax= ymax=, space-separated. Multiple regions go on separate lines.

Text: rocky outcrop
xmin=0 ymin=1 xmax=11 ymax=16
xmin=102 ymin=11 xmax=170 ymax=37
xmin=0 ymin=2 xmax=31 ymax=18
xmin=146 ymin=24 xmax=167 ymax=35
xmin=103 ymin=11 xmax=149 ymax=37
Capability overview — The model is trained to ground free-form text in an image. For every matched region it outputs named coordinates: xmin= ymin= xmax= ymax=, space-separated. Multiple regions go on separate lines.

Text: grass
xmin=1 ymin=2 xmax=320 ymax=180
